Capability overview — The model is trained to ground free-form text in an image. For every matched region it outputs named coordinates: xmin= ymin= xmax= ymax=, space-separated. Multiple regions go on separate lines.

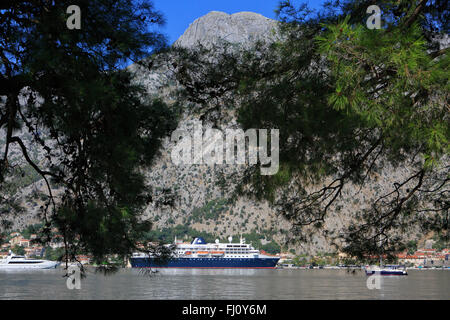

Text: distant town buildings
xmin=0 ymin=230 xmax=65 ymax=258
xmin=396 ymin=248 xmax=450 ymax=267
xmin=0 ymin=229 xmax=93 ymax=264
xmin=277 ymin=248 xmax=449 ymax=268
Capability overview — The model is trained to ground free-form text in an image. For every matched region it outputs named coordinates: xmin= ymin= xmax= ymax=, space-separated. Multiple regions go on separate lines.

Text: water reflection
xmin=0 ymin=269 xmax=448 ymax=300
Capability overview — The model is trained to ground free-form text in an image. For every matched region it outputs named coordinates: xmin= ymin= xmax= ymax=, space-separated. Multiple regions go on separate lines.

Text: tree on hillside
xmin=12 ymin=245 xmax=26 ymax=255
xmin=172 ymin=0 xmax=449 ymax=259
xmin=0 ymin=0 xmax=177 ymax=266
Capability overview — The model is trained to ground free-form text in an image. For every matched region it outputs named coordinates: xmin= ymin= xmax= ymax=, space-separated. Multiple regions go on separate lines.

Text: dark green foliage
xmin=20 ymin=223 xmax=43 ymax=240
xmin=44 ymin=246 xmax=65 ymax=261
xmin=292 ymin=255 xmax=308 ymax=267
xmin=432 ymin=232 xmax=449 ymax=250
xmin=12 ymin=245 xmax=25 ymax=255
xmin=261 ymin=241 xmax=281 ymax=254
xmin=406 ymin=240 xmax=418 ymax=255
xmin=189 ymin=198 xmax=230 ymax=223
xmin=0 ymin=1 xmax=177 ymax=265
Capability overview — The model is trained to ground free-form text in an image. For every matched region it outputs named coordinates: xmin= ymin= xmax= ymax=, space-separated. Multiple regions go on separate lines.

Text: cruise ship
xmin=130 ymin=236 xmax=280 ymax=269
xmin=0 ymin=252 xmax=60 ymax=270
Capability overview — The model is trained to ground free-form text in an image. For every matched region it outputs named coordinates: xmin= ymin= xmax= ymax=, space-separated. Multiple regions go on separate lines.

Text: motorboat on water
xmin=365 ymin=264 xmax=408 ymax=276
xmin=365 ymin=232 xmax=408 ymax=276
xmin=0 ymin=251 xmax=60 ymax=270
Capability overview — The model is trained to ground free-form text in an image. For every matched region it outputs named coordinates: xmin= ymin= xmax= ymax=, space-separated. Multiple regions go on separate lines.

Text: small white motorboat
xmin=365 ymin=264 xmax=408 ymax=276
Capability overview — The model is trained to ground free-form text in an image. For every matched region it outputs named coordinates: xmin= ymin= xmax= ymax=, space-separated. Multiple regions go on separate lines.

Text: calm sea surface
xmin=0 ymin=268 xmax=448 ymax=300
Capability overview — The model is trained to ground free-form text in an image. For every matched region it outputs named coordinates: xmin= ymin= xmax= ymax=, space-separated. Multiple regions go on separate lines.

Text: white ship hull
xmin=0 ymin=252 xmax=60 ymax=270
xmin=0 ymin=261 xmax=60 ymax=269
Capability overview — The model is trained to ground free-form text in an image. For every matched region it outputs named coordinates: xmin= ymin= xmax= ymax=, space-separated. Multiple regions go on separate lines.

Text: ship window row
xmin=180 ymin=250 xmax=250 ymax=252
xmin=226 ymin=252 xmax=248 ymax=254
xmin=187 ymin=258 xmax=247 ymax=260
xmin=181 ymin=248 xmax=249 ymax=250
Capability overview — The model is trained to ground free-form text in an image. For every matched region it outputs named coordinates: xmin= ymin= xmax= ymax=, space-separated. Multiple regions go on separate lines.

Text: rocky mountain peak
xmin=173 ymin=11 xmax=278 ymax=48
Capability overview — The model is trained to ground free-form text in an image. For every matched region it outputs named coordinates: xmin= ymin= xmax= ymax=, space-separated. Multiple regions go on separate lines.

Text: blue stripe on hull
xmin=130 ymin=257 xmax=279 ymax=269
xmin=365 ymin=270 xmax=407 ymax=275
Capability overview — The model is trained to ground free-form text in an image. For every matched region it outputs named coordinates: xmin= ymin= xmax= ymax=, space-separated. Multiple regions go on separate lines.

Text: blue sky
xmin=153 ymin=0 xmax=326 ymax=44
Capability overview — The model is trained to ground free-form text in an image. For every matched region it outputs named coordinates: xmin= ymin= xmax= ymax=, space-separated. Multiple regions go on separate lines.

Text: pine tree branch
xmin=9 ymin=136 xmax=57 ymax=203
xmin=429 ymin=47 xmax=449 ymax=59
xmin=404 ymin=0 xmax=428 ymax=29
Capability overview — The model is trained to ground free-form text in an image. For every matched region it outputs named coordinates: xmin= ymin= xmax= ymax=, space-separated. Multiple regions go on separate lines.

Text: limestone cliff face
xmin=129 ymin=11 xmax=299 ymax=250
